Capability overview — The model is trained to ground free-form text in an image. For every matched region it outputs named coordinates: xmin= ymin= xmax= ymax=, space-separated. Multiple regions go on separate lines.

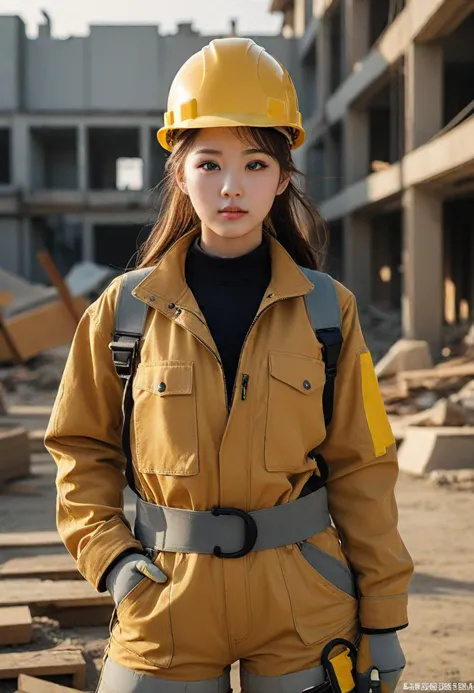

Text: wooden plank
xmin=0 ymin=291 xmax=13 ymax=307
xmin=0 ymin=532 xmax=62 ymax=549
xmin=0 ymin=606 xmax=32 ymax=646
xmin=0 ymin=426 xmax=31 ymax=485
xmin=0 ymin=310 xmax=23 ymax=365
xmin=18 ymin=673 xmax=83 ymax=693
xmin=0 ymin=580 xmax=113 ymax=627
xmin=0 ymin=296 xmax=88 ymax=363
xmin=0 ymin=648 xmax=86 ymax=689
xmin=398 ymin=362 xmax=474 ymax=383
xmin=0 ymin=555 xmax=79 ymax=581
xmin=37 ymin=251 xmax=82 ymax=326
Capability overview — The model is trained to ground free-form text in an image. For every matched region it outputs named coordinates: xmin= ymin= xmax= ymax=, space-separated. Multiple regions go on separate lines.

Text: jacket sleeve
xmin=44 ymin=280 xmax=144 ymax=592
xmin=319 ymin=287 xmax=414 ymax=632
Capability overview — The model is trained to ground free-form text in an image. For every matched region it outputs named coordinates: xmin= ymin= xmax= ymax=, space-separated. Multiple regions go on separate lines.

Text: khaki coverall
xmin=44 ymin=228 xmax=414 ymax=682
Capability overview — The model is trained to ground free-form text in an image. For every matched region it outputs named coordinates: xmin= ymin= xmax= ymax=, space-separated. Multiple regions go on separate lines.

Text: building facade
xmin=271 ymin=0 xmax=474 ymax=356
xmin=0 ymin=15 xmax=296 ymax=283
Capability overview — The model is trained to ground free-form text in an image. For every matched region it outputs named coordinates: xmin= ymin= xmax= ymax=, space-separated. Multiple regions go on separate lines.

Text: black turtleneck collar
xmin=186 ymin=234 xmax=271 ymax=285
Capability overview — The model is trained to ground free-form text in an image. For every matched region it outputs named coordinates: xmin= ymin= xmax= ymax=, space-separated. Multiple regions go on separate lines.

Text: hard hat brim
xmin=157 ymin=115 xmax=305 ymax=152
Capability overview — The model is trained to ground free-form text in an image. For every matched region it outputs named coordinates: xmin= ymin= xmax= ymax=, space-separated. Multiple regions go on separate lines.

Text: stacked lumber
xmin=0 ymin=649 xmax=86 ymax=689
xmin=17 ymin=674 xmax=84 ymax=693
xmin=0 ymin=531 xmax=111 ymax=690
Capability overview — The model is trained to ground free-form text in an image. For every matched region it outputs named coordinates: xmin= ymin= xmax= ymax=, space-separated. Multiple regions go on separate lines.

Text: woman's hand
xmin=355 ymin=632 xmax=406 ymax=692
xmin=105 ymin=551 xmax=167 ymax=607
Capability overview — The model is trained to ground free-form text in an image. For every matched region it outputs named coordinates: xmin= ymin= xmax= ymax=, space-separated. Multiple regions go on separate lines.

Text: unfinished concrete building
xmin=271 ymin=0 xmax=474 ymax=357
xmin=0 ymin=15 xmax=295 ymax=284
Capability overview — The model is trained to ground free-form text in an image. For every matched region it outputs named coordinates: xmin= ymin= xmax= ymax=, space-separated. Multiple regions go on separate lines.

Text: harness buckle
xmin=211 ymin=507 xmax=258 ymax=559
xmin=109 ymin=336 xmax=140 ymax=379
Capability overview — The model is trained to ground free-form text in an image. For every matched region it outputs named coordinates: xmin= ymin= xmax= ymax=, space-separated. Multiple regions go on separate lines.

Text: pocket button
xmin=157 ymin=382 xmax=166 ymax=393
xmin=303 ymin=380 xmax=312 ymax=390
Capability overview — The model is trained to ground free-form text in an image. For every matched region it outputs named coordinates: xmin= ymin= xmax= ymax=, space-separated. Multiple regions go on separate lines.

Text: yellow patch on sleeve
xmin=359 ymin=351 xmax=395 ymax=457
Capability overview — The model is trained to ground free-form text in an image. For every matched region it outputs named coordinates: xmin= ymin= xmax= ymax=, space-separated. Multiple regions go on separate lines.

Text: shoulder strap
xmin=298 ymin=267 xmax=343 ymax=429
xmin=109 ymin=268 xmax=153 ymax=496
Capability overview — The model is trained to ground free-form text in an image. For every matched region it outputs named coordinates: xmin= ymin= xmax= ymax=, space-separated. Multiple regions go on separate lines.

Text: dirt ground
xmin=0 ymin=388 xmax=473 ymax=692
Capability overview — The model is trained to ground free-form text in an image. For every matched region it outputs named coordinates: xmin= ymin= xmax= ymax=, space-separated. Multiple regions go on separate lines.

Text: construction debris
xmin=375 ymin=339 xmax=433 ymax=379
xmin=397 ymin=426 xmax=474 ymax=475
xmin=0 ymin=580 xmax=113 ymax=628
xmin=0 ymin=426 xmax=31 ymax=489
xmin=0 ymin=647 xmax=86 ymax=689
xmin=17 ymin=673 xmax=85 ymax=693
xmin=64 ymin=261 xmax=117 ymax=300
xmin=429 ymin=468 xmax=474 ymax=492
xmin=0 ymin=606 xmax=32 ymax=647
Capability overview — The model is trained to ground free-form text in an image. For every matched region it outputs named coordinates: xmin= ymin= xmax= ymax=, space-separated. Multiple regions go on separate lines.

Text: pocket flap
xmin=134 ymin=362 xmax=193 ymax=396
xmin=269 ymin=352 xmax=326 ymax=394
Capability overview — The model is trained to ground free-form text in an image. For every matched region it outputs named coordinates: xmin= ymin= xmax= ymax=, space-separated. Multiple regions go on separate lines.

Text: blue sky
xmin=0 ymin=0 xmax=282 ymax=37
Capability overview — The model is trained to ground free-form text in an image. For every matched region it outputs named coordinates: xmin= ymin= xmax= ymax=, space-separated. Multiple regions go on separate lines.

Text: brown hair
xmin=136 ymin=127 xmax=328 ymax=270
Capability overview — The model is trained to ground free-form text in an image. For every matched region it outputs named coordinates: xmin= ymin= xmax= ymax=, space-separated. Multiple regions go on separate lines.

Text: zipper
xmin=167 ymin=292 xmax=307 ymax=420
xmin=227 ymin=296 xmax=289 ymax=412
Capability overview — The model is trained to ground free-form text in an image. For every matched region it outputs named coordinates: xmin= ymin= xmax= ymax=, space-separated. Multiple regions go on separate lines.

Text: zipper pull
xmin=241 ymin=374 xmax=250 ymax=400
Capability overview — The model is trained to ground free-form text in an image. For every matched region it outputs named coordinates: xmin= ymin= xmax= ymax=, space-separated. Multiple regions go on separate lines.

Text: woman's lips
xmin=219 ymin=211 xmax=247 ymax=220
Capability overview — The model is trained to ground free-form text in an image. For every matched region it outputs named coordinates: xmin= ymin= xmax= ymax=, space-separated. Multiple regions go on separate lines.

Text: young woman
xmin=45 ymin=37 xmax=413 ymax=693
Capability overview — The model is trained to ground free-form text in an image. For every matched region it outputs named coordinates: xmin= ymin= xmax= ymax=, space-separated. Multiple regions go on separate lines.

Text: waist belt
xmin=134 ymin=487 xmax=331 ymax=559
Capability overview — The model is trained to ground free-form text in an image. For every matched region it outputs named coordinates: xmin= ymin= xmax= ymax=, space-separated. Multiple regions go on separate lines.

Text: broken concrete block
xmin=375 ymin=339 xmax=433 ymax=379
xmin=450 ymin=379 xmax=474 ymax=411
xmin=398 ymin=426 xmax=474 ymax=475
xmin=409 ymin=398 xmax=466 ymax=427
xmin=414 ymin=391 xmax=438 ymax=411
xmin=429 ymin=469 xmax=474 ymax=492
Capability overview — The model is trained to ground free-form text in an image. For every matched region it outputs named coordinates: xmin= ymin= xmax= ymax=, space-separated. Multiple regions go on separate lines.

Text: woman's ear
xmin=276 ymin=173 xmax=290 ymax=196
xmin=175 ymin=173 xmax=187 ymax=195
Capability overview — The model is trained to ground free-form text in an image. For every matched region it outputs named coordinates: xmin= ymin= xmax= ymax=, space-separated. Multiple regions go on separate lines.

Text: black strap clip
xmin=211 ymin=507 xmax=258 ymax=559
xmin=316 ymin=327 xmax=343 ymax=381
xmin=109 ymin=334 xmax=140 ymax=380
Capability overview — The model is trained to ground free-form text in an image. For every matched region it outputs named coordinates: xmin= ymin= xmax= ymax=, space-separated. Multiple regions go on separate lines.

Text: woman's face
xmin=176 ymin=127 xmax=289 ymax=256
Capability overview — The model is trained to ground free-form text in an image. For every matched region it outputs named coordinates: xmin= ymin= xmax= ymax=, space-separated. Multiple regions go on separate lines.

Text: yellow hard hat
xmin=157 ymin=37 xmax=305 ymax=152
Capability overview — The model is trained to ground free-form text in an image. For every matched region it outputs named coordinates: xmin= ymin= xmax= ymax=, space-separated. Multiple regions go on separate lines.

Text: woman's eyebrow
xmin=193 ymin=148 xmax=267 ymax=156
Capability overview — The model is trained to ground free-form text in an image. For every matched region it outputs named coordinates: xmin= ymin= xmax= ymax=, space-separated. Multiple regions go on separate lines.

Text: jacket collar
xmin=132 ymin=228 xmax=315 ymax=313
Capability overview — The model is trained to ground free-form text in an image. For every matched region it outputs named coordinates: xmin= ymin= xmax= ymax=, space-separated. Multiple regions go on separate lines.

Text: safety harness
xmin=108 ymin=265 xmax=343 ymax=560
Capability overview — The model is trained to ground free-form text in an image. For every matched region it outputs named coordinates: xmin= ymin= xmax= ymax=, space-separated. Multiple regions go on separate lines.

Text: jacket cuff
xmin=360 ymin=624 xmax=408 ymax=634
xmin=358 ymin=593 xmax=408 ymax=631
xmin=76 ymin=516 xmax=144 ymax=592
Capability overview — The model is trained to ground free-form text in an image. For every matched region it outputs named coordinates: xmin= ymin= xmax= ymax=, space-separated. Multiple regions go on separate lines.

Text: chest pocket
xmin=132 ymin=361 xmax=198 ymax=475
xmin=265 ymin=351 xmax=327 ymax=472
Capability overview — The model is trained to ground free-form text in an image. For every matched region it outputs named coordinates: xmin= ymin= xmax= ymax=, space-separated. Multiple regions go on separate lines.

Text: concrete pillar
xmin=316 ymin=16 xmax=330 ymax=118
xmin=82 ymin=219 xmax=94 ymax=262
xmin=11 ymin=117 xmax=29 ymax=188
xmin=405 ymin=42 xmax=443 ymax=153
xmin=324 ymin=129 xmax=337 ymax=199
xmin=140 ymin=125 xmax=151 ymax=192
xmin=78 ymin=123 xmax=87 ymax=191
xmin=345 ymin=106 xmax=369 ymax=185
xmin=20 ymin=218 xmax=33 ymax=280
xmin=402 ymin=187 xmax=443 ymax=357
xmin=294 ymin=0 xmax=306 ymax=38
xmin=343 ymin=214 xmax=372 ymax=307
xmin=344 ymin=0 xmax=370 ymax=73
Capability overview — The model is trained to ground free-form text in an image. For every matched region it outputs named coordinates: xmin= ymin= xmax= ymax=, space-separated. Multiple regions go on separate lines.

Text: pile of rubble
xmin=376 ymin=329 xmax=474 ymax=485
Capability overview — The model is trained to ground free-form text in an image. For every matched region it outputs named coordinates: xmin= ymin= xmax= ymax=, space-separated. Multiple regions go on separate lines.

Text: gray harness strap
xmin=108 ymin=264 xmax=343 ymax=553
xmin=134 ymin=487 xmax=331 ymax=555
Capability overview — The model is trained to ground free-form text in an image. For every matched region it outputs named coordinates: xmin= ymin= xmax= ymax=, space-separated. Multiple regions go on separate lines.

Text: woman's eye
xmin=199 ymin=161 xmax=219 ymax=171
xmin=198 ymin=161 xmax=268 ymax=171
